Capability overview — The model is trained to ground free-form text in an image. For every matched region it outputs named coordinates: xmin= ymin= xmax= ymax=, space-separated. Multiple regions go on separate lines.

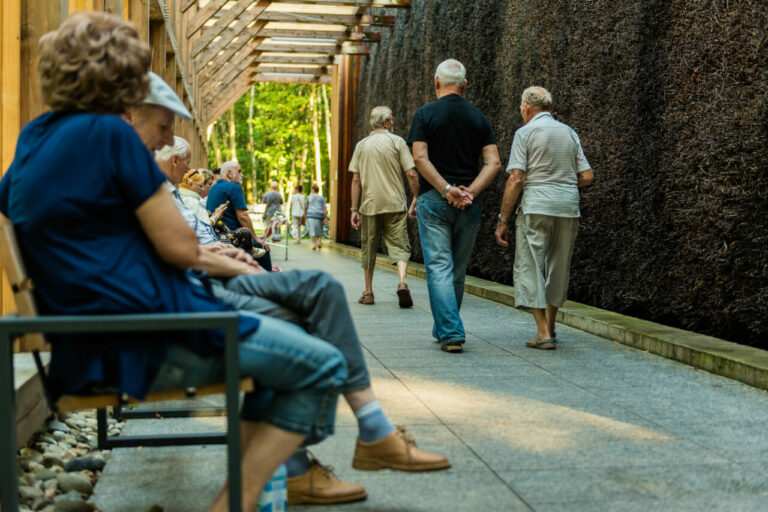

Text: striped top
xmin=506 ymin=112 xmax=591 ymax=218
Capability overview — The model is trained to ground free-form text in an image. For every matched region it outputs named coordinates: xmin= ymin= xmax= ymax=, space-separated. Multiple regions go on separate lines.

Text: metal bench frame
xmin=0 ymin=311 xmax=243 ymax=512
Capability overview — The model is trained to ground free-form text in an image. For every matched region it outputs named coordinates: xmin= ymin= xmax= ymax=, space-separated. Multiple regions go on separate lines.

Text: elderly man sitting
xmin=123 ymin=73 xmax=451 ymax=506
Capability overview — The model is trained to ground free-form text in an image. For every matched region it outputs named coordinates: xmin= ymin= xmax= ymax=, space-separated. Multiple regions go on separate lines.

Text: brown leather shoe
xmin=287 ymin=460 xmax=367 ymax=505
xmin=396 ymin=282 xmax=413 ymax=308
xmin=358 ymin=291 xmax=375 ymax=305
xmin=352 ymin=426 xmax=451 ymax=472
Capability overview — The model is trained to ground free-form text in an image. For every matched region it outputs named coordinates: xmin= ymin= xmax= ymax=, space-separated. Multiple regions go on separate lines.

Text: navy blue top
xmin=407 ymin=94 xmax=496 ymax=193
xmin=207 ymin=180 xmax=247 ymax=232
xmin=0 ymin=111 xmax=259 ymax=399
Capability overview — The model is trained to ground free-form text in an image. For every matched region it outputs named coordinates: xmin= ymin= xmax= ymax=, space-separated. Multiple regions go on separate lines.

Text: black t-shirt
xmin=407 ymin=94 xmax=496 ymax=193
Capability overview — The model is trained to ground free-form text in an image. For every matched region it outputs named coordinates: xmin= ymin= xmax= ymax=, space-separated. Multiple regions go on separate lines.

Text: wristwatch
xmin=498 ymin=213 xmax=510 ymax=224
xmin=441 ymin=184 xmax=452 ymax=198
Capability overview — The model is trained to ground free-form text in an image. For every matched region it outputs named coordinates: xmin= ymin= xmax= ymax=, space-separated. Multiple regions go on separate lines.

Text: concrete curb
xmin=327 ymin=241 xmax=768 ymax=391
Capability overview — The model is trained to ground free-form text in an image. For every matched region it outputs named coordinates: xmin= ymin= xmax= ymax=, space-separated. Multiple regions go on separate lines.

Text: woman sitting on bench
xmin=0 ymin=11 xmax=347 ymax=512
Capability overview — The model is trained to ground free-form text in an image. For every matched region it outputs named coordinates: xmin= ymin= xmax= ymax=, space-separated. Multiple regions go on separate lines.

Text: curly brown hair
xmin=37 ymin=11 xmax=151 ymax=114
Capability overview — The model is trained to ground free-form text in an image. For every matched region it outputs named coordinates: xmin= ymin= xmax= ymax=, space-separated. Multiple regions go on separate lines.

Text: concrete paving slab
xmin=91 ymin=242 xmax=768 ymax=511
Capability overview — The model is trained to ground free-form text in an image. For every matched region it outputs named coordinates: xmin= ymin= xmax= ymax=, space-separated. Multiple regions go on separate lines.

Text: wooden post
xmin=0 ymin=0 xmax=21 ymax=318
xmin=149 ymin=19 xmax=166 ymax=76
xmin=330 ymin=54 xmax=360 ymax=243
xmin=126 ymin=0 xmax=148 ymax=43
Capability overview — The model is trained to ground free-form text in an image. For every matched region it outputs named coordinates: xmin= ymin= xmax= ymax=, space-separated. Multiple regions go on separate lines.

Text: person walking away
xmin=407 ymin=58 xmax=501 ymax=353
xmin=495 ymin=86 xmax=594 ymax=350
xmin=305 ymin=184 xmax=327 ymax=251
xmin=262 ymin=181 xmax=284 ymax=226
xmin=289 ymin=185 xmax=306 ymax=244
xmin=350 ymin=106 xmax=419 ymax=308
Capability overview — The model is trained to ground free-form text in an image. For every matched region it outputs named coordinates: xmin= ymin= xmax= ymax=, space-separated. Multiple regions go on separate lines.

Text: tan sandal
xmin=358 ymin=291 xmax=375 ymax=305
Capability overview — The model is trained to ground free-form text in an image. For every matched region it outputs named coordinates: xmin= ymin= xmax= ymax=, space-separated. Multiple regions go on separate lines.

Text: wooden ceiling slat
xmin=258 ymin=29 xmax=380 ymax=42
xmin=191 ymin=1 xmax=268 ymax=58
xmin=254 ymin=65 xmax=330 ymax=75
xmin=268 ymin=0 xmax=411 ymax=6
xmin=203 ymin=51 xmax=261 ymax=98
xmin=199 ymin=37 xmax=264 ymax=91
xmin=195 ymin=19 xmax=266 ymax=68
xmin=257 ymin=12 xmax=394 ymax=26
xmin=181 ymin=0 xmax=197 ymax=13
xmin=188 ymin=0 xmax=224 ymax=36
xmin=256 ymin=54 xmax=335 ymax=65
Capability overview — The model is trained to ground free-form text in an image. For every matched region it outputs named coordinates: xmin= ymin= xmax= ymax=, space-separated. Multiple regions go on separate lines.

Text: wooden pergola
xmin=0 ymin=0 xmax=411 ymax=315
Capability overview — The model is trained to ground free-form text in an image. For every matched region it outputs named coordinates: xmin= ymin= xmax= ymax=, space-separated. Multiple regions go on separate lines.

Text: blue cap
xmin=144 ymin=71 xmax=192 ymax=120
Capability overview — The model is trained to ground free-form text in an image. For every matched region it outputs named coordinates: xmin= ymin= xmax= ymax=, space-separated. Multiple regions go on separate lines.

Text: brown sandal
xmin=358 ymin=291 xmax=375 ymax=305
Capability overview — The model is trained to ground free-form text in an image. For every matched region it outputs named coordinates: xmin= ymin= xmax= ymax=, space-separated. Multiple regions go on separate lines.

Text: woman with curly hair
xmin=179 ymin=168 xmax=227 ymax=225
xmin=0 ymin=11 xmax=346 ymax=511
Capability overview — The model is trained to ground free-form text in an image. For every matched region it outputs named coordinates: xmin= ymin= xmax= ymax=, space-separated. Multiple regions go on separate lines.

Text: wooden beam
xmin=269 ymin=0 xmax=411 ymax=6
xmin=149 ymin=20 xmax=166 ymax=75
xmin=254 ymin=66 xmax=330 ymax=75
xmin=127 ymin=0 xmax=149 ymax=43
xmin=257 ymin=12 xmax=394 ymax=27
xmin=203 ymin=51 xmax=261 ymax=99
xmin=253 ymin=42 xmax=371 ymax=55
xmin=149 ymin=0 xmax=163 ymax=21
xmin=181 ymin=0 xmax=196 ymax=13
xmin=191 ymin=0 xmax=267 ymax=57
xmin=259 ymin=29 xmax=380 ymax=42
xmin=255 ymin=54 xmax=335 ymax=66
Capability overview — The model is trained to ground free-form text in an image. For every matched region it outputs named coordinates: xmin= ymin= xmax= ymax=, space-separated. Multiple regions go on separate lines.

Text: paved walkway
xmin=93 ymin=243 xmax=768 ymax=511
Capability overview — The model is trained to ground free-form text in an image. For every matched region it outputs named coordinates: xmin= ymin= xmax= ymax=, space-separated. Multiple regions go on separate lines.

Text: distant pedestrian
xmin=408 ymin=58 xmax=501 ymax=353
xmin=495 ymin=86 xmax=594 ymax=349
xmin=305 ymin=184 xmax=327 ymax=251
xmin=262 ymin=181 xmax=283 ymax=225
xmin=350 ymin=106 xmax=419 ymax=307
xmin=289 ymin=185 xmax=306 ymax=244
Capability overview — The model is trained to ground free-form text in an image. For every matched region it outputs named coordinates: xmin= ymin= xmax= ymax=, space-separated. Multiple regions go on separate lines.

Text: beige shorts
xmin=360 ymin=211 xmax=411 ymax=269
xmin=513 ymin=210 xmax=578 ymax=309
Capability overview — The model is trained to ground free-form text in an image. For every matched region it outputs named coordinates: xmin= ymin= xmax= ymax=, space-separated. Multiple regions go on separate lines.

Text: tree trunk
xmin=321 ymin=84 xmax=332 ymax=165
xmin=311 ymin=87 xmax=323 ymax=194
xmin=209 ymin=122 xmax=223 ymax=167
xmin=248 ymin=85 xmax=257 ymax=200
xmin=227 ymin=107 xmax=237 ymax=162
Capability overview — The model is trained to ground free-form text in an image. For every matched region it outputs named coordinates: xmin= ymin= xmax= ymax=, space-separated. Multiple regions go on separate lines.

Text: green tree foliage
xmin=207 ymin=83 xmax=331 ymax=204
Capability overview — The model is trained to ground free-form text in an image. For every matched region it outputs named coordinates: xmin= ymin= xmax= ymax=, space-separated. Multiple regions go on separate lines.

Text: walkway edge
xmin=327 ymin=241 xmax=768 ymax=390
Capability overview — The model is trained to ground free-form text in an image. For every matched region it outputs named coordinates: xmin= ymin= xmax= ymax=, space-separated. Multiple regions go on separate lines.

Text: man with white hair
xmin=349 ymin=106 xmax=419 ymax=307
xmin=208 ymin=160 xmax=256 ymax=236
xmin=495 ymin=86 xmax=594 ymax=349
xmin=407 ymin=58 xmax=501 ymax=353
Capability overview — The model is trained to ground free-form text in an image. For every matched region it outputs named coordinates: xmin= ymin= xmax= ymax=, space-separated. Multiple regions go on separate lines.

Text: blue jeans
xmin=212 ymin=270 xmax=371 ymax=393
xmin=238 ymin=314 xmax=347 ymax=443
xmin=417 ymin=189 xmax=483 ymax=343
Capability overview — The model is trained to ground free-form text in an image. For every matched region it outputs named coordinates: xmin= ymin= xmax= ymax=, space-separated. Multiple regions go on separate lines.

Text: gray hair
xmin=221 ymin=160 xmax=240 ymax=177
xmin=369 ymin=106 xmax=392 ymax=129
xmin=521 ymin=86 xmax=553 ymax=110
xmin=155 ymin=135 xmax=190 ymax=162
xmin=435 ymin=59 xmax=466 ymax=87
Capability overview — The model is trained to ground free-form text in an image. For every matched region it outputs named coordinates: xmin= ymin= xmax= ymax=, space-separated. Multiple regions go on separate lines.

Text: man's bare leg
xmin=345 ymin=387 xmax=376 ymax=413
xmin=209 ymin=422 xmax=305 ymax=512
xmin=532 ymin=308 xmax=552 ymax=339
xmin=396 ymin=261 xmax=408 ymax=284
xmin=546 ymin=304 xmax=558 ymax=337
xmin=363 ymin=267 xmax=374 ymax=295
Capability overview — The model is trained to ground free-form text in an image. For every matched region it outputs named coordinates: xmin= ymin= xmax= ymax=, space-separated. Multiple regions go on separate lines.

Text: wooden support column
xmin=149 ymin=19 xmax=166 ymax=75
xmin=126 ymin=0 xmax=148 ymax=43
xmin=330 ymin=54 xmax=360 ymax=243
xmin=1 ymin=0 xmax=21 ymax=317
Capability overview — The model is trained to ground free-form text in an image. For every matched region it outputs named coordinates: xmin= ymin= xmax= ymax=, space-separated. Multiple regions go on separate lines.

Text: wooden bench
xmin=0 ymin=213 xmax=249 ymax=512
